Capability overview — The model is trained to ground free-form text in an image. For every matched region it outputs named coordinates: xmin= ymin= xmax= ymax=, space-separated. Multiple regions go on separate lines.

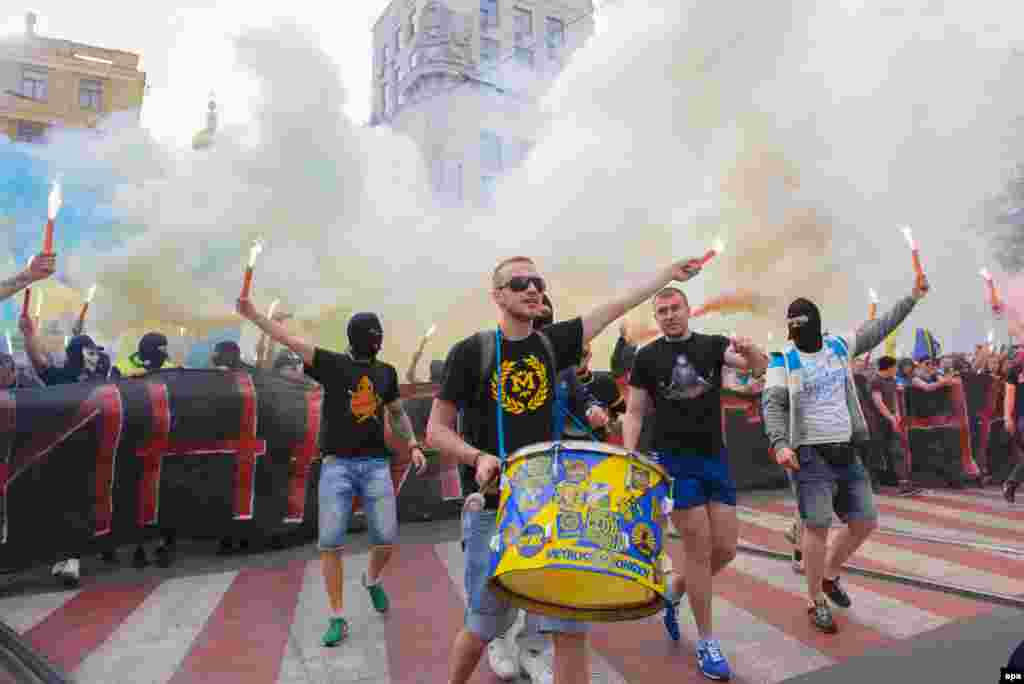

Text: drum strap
xmin=495 ymin=328 xmax=506 ymax=460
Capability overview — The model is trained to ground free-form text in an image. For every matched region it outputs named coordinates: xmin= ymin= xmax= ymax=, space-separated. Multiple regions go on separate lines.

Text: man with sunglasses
xmin=763 ymin=277 xmax=929 ymax=634
xmin=427 ymin=254 xmax=704 ymax=684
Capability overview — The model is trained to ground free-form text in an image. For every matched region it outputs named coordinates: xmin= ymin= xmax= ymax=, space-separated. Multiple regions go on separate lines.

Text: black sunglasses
xmin=500 ymin=276 xmax=546 ymax=293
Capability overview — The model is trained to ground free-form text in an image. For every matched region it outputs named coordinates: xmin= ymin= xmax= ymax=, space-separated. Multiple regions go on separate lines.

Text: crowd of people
xmin=2 ymin=249 xmax=1021 ymax=684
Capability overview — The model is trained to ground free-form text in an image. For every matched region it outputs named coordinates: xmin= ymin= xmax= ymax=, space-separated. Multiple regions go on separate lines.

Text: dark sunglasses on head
xmin=501 ymin=276 xmax=546 ymax=293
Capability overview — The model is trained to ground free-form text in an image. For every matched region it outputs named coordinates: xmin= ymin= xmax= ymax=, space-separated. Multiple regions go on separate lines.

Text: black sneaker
xmin=132 ymin=546 xmax=149 ymax=569
xmin=1005 ymin=481 xmax=1018 ymax=504
xmin=808 ymin=599 xmax=837 ymax=634
xmin=823 ymin=576 xmax=851 ymax=608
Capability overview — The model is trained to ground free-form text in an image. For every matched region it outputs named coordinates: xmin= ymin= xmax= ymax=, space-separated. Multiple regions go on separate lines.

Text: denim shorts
xmin=318 ymin=456 xmax=397 ymax=550
xmin=654 ymin=450 xmax=737 ymax=509
xmin=793 ymin=445 xmax=878 ymax=528
xmin=462 ymin=508 xmax=588 ymax=642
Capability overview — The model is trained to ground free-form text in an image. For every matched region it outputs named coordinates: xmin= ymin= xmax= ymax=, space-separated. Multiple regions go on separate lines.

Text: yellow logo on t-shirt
xmin=491 ymin=355 xmax=550 ymax=415
xmin=349 ymin=376 xmax=381 ymax=423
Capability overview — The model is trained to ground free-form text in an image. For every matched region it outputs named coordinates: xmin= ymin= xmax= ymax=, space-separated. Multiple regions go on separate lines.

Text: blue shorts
xmin=793 ymin=445 xmax=878 ymax=528
xmin=462 ymin=508 xmax=588 ymax=642
xmin=318 ymin=456 xmax=397 ymax=550
xmin=655 ymin=450 xmax=737 ymax=510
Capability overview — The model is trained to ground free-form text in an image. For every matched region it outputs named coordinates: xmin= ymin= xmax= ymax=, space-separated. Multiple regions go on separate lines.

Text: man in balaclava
xmin=211 ymin=340 xmax=244 ymax=369
xmin=763 ymin=277 xmax=929 ymax=634
xmin=236 ymin=298 xmax=427 ymax=648
xmin=17 ymin=318 xmax=113 ymax=587
xmin=131 ymin=332 xmax=170 ymax=374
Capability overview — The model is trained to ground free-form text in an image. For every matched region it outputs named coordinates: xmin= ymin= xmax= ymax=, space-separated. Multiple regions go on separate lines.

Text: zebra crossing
xmin=0 ymin=487 xmax=1021 ymax=683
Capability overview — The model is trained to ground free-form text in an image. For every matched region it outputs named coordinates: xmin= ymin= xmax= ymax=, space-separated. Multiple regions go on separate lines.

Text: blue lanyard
xmin=495 ymin=328 xmax=506 ymax=460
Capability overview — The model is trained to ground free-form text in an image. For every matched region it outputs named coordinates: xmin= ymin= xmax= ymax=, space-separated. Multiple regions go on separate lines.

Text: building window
xmin=79 ymin=79 xmax=103 ymax=111
xmin=15 ymin=120 xmax=45 ymax=143
xmin=394 ymin=25 xmax=401 ymax=54
xmin=480 ymin=38 xmax=500 ymax=76
xmin=21 ymin=68 xmax=47 ymax=101
xmin=384 ymin=83 xmax=392 ymax=116
xmin=545 ymin=17 xmax=565 ymax=55
xmin=382 ymin=43 xmax=390 ymax=66
xmin=481 ymin=0 xmax=499 ymax=30
xmin=481 ymin=175 xmax=498 ymax=207
xmin=514 ymin=7 xmax=532 ymax=42
xmin=514 ymin=47 xmax=534 ymax=69
xmin=481 ymin=130 xmax=503 ymax=172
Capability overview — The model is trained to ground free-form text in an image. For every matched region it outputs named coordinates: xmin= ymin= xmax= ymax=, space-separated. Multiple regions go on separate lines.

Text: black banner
xmin=1 ymin=369 xmax=323 ymax=573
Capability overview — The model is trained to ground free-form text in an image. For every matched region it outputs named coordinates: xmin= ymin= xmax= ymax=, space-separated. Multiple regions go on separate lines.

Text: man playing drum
xmin=427 ymin=255 xmax=705 ymax=684
xmin=623 ymin=287 xmax=767 ymax=681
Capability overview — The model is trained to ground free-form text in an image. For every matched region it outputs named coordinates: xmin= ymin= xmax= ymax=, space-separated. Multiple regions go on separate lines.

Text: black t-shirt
xmin=629 ymin=333 xmax=730 ymax=455
xmin=440 ymin=318 xmax=584 ymax=504
xmin=1007 ymin=365 xmax=1024 ymax=418
xmin=304 ymin=349 xmax=400 ymax=457
xmin=39 ymin=365 xmax=92 ymax=386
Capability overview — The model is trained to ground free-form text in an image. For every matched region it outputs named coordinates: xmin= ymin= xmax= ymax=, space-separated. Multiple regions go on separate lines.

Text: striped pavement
xmin=0 ymin=488 xmax=1021 ymax=684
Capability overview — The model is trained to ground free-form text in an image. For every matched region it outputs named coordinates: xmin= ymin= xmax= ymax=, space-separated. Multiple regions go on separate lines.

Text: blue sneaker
xmin=663 ymin=597 xmax=681 ymax=641
xmin=696 ymin=639 xmax=732 ymax=681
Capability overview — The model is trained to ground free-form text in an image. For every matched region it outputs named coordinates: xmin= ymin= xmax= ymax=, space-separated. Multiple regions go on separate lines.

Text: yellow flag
xmin=884 ymin=325 xmax=899 ymax=357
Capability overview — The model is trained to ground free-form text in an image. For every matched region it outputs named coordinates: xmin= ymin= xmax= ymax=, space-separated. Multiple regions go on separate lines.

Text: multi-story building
xmin=0 ymin=12 xmax=147 ymax=143
xmin=370 ymin=0 xmax=593 ymax=208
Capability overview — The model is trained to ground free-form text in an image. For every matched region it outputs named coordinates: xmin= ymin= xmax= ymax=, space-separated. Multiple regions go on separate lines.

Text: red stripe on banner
xmin=137 ymin=382 xmax=171 ymax=526
xmin=737 ymin=519 xmax=988 ymax=621
xmin=23 ymin=579 xmax=160 ymax=672
xmin=91 ymin=385 xmax=124 ymax=537
xmin=285 ymin=385 xmax=322 ymax=523
xmin=230 ymin=371 xmax=267 ymax=520
xmin=751 ymin=500 xmax=1024 ymax=579
xmin=384 ymin=544 xmax=496 ymax=684
xmin=169 ymin=560 xmax=305 ymax=684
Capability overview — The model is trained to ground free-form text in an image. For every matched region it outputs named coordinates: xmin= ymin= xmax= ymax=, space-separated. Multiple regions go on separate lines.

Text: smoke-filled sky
xmin=3 ymin=1 xmax=1024 ymax=366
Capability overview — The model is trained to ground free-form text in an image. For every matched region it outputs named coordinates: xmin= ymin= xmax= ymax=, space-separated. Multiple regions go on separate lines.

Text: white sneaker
xmin=487 ymin=637 xmax=519 ymax=681
xmin=52 ymin=558 xmax=80 ymax=586
xmin=520 ymin=647 xmax=554 ymax=684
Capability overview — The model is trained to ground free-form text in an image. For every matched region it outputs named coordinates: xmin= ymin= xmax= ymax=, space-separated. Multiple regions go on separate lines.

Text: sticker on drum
xmin=588 ymin=482 xmax=612 ymax=509
xmin=619 ymin=494 xmax=644 ymax=522
xmin=593 ymin=549 xmax=614 ymax=570
xmin=517 ymin=524 xmax=547 ymax=558
xmin=585 ymin=508 xmax=623 ymax=551
xmin=630 ymin=521 xmax=658 ymax=557
xmin=563 ymin=458 xmax=590 ymax=483
xmin=524 ymin=455 xmax=553 ymax=478
xmin=627 ymin=464 xmax=652 ymax=492
xmin=503 ymin=523 xmax=522 ymax=547
xmin=518 ymin=485 xmax=544 ymax=511
xmin=556 ymin=510 xmax=583 ymax=539
xmin=555 ymin=482 xmax=587 ymax=510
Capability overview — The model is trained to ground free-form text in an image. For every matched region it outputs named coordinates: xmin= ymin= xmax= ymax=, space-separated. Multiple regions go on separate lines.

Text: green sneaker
xmin=321 ymin=617 xmax=349 ymax=647
xmin=363 ymin=573 xmax=389 ymax=614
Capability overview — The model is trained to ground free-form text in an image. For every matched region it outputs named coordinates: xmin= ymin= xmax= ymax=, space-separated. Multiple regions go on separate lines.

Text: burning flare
xmin=700 ymin=237 xmax=726 ymax=266
xmin=42 ymin=176 xmax=63 ymax=255
xmin=868 ymin=288 xmax=878 ymax=320
xmin=425 ymin=323 xmax=437 ymax=339
xmin=980 ymin=268 xmax=1004 ymax=317
xmin=241 ymin=238 xmax=265 ymax=299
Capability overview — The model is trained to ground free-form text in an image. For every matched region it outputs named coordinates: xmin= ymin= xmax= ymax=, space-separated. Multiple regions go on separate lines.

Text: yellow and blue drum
xmin=488 ymin=441 xmax=672 ymax=622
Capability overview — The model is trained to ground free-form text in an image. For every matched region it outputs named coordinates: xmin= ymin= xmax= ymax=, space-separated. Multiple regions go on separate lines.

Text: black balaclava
xmin=132 ymin=332 xmax=169 ymax=371
xmin=212 ymin=340 xmax=242 ymax=369
xmin=787 ymin=298 xmax=823 ymax=353
xmin=348 ymin=312 xmax=383 ymax=361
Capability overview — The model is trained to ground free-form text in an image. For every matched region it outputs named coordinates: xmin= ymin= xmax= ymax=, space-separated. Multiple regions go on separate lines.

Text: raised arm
xmin=852 ymin=278 xmax=929 ymax=358
xmin=582 ymin=259 xmax=703 ymax=345
xmin=0 ymin=255 xmax=56 ymax=302
xmin=236 ymin=298 xmax=315 ymax=365
xmin=762 ymin=354 xmax=793 ymax=453
xmin=18 ymin=315 xmax=51 ymax=372
xmin=724 ymin=336 xmax=768 ymax=374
